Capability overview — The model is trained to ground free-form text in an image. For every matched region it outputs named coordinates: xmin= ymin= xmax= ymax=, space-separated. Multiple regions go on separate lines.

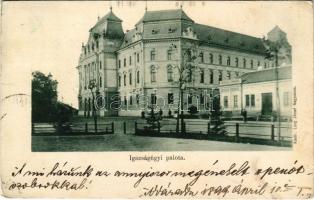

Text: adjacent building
xmin=77 ymin=8 xmax=292 ymax=117
xmin=219 ymin=66 xmax=292 ymax=120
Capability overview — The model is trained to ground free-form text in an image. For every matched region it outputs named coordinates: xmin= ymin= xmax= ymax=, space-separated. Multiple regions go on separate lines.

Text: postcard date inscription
xmin=4 ymin=160 xmax=313 ymax=198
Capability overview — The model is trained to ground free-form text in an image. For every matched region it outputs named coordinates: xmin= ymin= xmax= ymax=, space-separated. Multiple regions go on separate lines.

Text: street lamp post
xmin=88 ymin=79 xmax=97 ymax=133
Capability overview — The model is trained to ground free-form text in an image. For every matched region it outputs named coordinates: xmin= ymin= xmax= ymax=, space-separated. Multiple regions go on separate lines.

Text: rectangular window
xmin=210 ymin=70 xmax=214 ymax=84
xmin=118 ymin=76 xmax=121 ymax=87
xmin=129 ymin=73 xmax=132 ymax=85
xmin=251 ymin=94 xmax=255 ymax=107
xmin=223 ymin=96 xmax=228 ymax=108
xmin=218 ymin=71 xmax=223 ymax=82
xmin=124 ymin=58 xmax=126 ymax=67
xmin=200 ymin=69 xmax=204 ymax=83
xmin=188 ymin=94 xmax=192 ymax=104
xmin=245 ymin=95 xmax=250 ymax=107
xmin=233 ymin=95 xmax=238 ymax=108
xmin=150 ymin=50 xmax=156 ymax=61
xmin=283 ymin=92 xmax=290 ymax=106
xmin=167 ymin=50 xmax=172 ymax=60
xmin=129 ymin=56 xmax=132 ymax=65
xmin=151 ymin=94 xmax=156 ymax=105
xmin=129 ymin=96 xmax=133 ymax=105
xmin=137 ymin=53 xmax=140 ymax=62
xmin=123 ymin=74 xmax=126 ymax=86
xmin=136 ymin=94 xmax=139 ymax=104
xmin=168 ymin=93 xmax=174 ymax=104
xmin=99 ymin=61 xmax=102 ymax=69
xmin=124 ymin=96 xmax=127 ymax=106
xmin=118 ymin=60 xmax=121 ymax=68
xmin=200 ymin=93 xmax=204 ymax=104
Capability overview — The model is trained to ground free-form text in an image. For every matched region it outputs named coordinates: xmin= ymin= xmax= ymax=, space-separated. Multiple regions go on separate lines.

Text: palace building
xmin=77 ymin=7 xmax=291 ymax=117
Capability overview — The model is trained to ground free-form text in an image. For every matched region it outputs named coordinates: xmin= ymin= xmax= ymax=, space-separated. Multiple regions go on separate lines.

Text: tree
xmin=172 ymin=45 xmax=200 ymax=133
xmin=32 ymin=71 xmax=58 ymax=122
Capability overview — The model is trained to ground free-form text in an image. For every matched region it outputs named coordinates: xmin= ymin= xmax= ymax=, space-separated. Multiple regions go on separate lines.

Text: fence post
xmin=32 ymin=123 xmax=35 ymax=134
xmin=134 ymin=121 xmax=137 ymax=134
xmin=123 ymin=122 xmax=127 ymax=134
xmin=85 ymin=123 xmax=88 ymax=134
xmin=207 ymin=122 xmax=211 ymax=135
xmin=236 ymin=123 xmax=239 ymax=139
xmin=157 ymin=122 xmax=160 ymax=134
xmin=271 ymin=124 xmax=275 ymax=141
xmin=111 ymin=122 xmax=114 ymax=134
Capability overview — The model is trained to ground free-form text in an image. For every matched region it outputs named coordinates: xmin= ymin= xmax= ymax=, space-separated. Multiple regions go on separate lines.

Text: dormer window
xmin=152 ymin=29 xmax=159 ymax=34
xmin=168 ymin=28 xmax=176 ymax=33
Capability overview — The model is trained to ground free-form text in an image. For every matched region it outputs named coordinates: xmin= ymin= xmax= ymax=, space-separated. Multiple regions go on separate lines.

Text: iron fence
xmin=32 ymin=122 xmax=114 ymax=136
xmin=134 ymin=120 xmax=292 ymax=146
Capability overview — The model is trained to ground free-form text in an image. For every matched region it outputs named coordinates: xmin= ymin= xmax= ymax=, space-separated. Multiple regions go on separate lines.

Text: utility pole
xmin=274 ymin=49 xmax=281 ymax=141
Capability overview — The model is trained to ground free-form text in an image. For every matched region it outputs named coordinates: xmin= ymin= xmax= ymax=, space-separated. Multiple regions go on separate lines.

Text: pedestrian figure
xmin=141 ymin=110 xmax=145 ymax=119
xmin=168 ymin=109 xmax=172 ymax=117
xmin=242 ymin=109 xmax=247 ymax=123
xmin=159 ymin=109 xmax=163 ymax=119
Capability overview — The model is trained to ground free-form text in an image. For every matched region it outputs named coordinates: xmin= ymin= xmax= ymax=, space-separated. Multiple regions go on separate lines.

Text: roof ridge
xmin=243 ymin=66 xmax=291 ymax=75
xmin=194 ymin=23 xmax=261 ymax=40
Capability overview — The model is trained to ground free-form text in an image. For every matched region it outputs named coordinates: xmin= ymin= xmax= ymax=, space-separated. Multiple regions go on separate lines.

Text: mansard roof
xmin=193 ymin=23 xmax=267 ymax=54
xmin=118 ymin=9 xmax=269 ymax=54
xmin=136 ymin=9 xmax=194 ymax=24
xmin=90 ymin=10 xmax=122 ymax=31
xmin=120 ymin=29 xmax=137 ymax=48
xmin=90 ymin=10 xmax=124 ymax=40
xmin=241 ymin=66 xmax=291 ymax=84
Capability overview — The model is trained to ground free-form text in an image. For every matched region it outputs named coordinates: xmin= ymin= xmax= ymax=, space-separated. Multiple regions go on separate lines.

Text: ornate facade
xmin=77 ymin=8 xmax=291 ymax=117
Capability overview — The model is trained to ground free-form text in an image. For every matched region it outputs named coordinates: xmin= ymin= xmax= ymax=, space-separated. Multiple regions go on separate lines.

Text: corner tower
xmin=78 ymin=7 xmax=124 ymax=117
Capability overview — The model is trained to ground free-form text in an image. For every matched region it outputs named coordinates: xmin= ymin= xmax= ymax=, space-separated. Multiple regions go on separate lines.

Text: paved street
xmin=32 ymin=116 xmax=291 ymax=151
xmin=32 ymin=131 xmax=290 ymax=152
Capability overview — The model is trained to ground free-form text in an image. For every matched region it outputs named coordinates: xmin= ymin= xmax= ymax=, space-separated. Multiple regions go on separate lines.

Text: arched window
xmin=123 ymin=74 xmax=126 ymax=86
xmin=209 ymin=53 xmax=213 ymax=64
xmin=99 ymin=76 xmax=102 ymax=87
xmin=118 ymin=75 xmax=121 ymax=87
xmin=136 ymin=71 xmax=140 ymax=84
xmin=151 ymin=66 xmax=156 ymax=82
xmin=243 ymin=58 xmax=246 ymax=68
xmin=167 ymin=65 xmax=173 ymax=82
xmin=199 ymin=52 xmax=204 ymax=63
xmin=250 ymin=60 xmax=254 ymax=68
xmin=227 ymin=56 xmax=231 ymax=66
xmin=235 ymin=57 xmax=239 ymax=67
xmin=219 ymin=55 xmax=222 ymax=65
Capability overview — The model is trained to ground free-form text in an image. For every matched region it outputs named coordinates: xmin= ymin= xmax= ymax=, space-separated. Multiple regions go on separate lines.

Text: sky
xmin=1 ymin=1 xmax=311 ymax=108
